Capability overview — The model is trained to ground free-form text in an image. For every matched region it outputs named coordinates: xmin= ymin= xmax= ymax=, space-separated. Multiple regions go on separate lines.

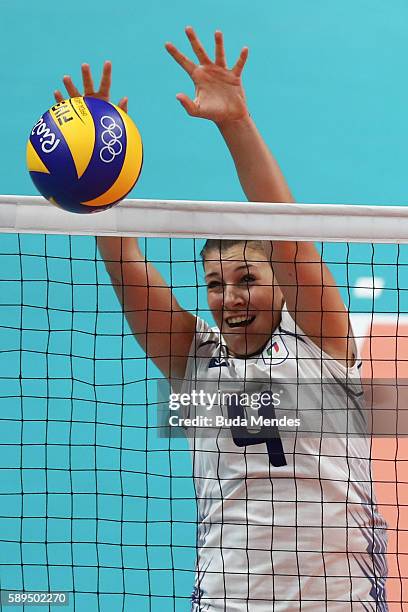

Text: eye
xmin=240 ymin=274 xmax=256 ymax=284
xmin=207 ymin=280 xmax=222 ymax=290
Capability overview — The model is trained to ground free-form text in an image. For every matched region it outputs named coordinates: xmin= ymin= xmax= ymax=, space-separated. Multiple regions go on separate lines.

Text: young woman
xmin=55 ymin=28 xmax=388 ymax=611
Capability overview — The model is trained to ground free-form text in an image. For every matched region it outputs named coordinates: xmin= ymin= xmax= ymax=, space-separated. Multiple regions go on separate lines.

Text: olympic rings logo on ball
xmin=99 ymin=116 xmax=123 ymax=163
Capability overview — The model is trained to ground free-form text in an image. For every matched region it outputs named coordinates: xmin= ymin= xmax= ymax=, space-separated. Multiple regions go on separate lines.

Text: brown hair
xmin=200 ymin=239 xmax=266 ymax=263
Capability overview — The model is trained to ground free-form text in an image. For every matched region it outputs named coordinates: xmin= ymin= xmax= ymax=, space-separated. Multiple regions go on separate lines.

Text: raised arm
xmin=166 ymin=28 xmax=354 ymax=365
xmin=54 ymin=63 xmax=196 ymax=379
xmin=96 ymin=236 xmax=196 ymax=380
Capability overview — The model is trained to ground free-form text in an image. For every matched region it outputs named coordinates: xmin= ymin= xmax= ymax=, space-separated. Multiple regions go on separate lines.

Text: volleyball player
xmin=55 ymin=27 xmax=388 ymax=610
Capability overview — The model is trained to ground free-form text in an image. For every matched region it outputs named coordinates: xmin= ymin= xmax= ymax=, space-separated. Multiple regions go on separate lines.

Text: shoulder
xmin=190 ymin=316 xmax=223 ymax=358
xmin=277 ymin=305 xmax=309 ymax=346
xmin=278 ymin=305 xmax=362 ymax=378
xmin=176 ymin=317 xmax=228 ymax=393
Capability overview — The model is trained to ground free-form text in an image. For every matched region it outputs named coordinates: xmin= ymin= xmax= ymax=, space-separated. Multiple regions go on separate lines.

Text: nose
xmin=223 ymin=283 xmax=247 ymax=309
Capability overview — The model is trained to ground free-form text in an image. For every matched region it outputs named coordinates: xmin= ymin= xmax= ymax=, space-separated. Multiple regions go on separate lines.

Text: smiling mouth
xmin=225 ymin=315 xmax=256 ymax=328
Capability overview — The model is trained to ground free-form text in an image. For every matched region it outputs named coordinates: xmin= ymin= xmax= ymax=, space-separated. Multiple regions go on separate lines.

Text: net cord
xmin=1 ymin=195 xmax=408 ymax=242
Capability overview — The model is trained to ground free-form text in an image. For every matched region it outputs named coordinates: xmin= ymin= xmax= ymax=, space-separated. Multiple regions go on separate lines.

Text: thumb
xmin=176 ymin=93 xmax=197 ymax=116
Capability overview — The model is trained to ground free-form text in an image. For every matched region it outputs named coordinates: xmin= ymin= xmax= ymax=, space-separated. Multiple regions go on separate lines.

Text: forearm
xmin=217 ymin=115 xmax=294 ymax=204
xmin=218 ymin=115 xmax=313 ymax=281
xmin=267 ymin=240 xmax=335 ymax=293
xmin=218 ymin=117 xmax=350 ymax=346
xmin=217 ymin=115 xmax=319 ymax=289
xmin=97 ymin=236 xmax=172 ymax=298
xmin=96 ymin=237 xmax=195 ymax=380
xmin=218 ymin=117 xmax=330 ymax=291
xmin=97 ymin=236 xmax=145 ymax=283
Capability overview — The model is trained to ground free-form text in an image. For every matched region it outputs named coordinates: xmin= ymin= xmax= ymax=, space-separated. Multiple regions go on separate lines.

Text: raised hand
xmin=165 ymin=27 xmax=249 ymax=124
xmin=54 ymin=61 xmax=128 ymax=112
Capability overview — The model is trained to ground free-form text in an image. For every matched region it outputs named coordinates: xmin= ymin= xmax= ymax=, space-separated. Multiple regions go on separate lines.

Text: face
xmin=204 ymin=244 xmax=284 ymax=357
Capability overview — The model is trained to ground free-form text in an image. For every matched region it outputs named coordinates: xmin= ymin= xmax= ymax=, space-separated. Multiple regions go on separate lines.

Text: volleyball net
xmin=0 ymin=195 xmax=407 ymax=611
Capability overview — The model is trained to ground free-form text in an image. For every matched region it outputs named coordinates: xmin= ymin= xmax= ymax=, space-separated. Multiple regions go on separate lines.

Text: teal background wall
xmin=2 ymin=0 xmax=408 ymax=205
xmin=1 ymin=1 xmax=408 ymax=610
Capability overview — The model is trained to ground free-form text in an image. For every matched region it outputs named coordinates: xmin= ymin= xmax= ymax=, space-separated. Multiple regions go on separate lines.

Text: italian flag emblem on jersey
xmin=267 ymin=342 xmax=280 ymax=355
xmin=263 ymin=338 xmax=289 ymax=365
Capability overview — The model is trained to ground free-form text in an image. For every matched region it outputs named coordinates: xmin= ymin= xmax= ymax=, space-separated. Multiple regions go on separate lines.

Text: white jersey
xmin=178 ymin=307 xmax=388 ymax=612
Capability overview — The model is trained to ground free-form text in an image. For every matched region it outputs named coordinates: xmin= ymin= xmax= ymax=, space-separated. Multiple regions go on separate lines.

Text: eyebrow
xmin=205 ymin=264 xmax=255 ymax=280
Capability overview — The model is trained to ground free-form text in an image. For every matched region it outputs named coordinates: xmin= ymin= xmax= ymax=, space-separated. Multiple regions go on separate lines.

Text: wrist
xmin=216 ymin=112 xmax=252 ymax=133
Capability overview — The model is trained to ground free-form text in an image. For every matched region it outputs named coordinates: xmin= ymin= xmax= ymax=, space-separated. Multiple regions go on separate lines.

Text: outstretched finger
xmin=232 ymin=47 xmax=249 ymax=77
xmin=81 ymin=64 xmax=95 ymax=96
xmin=54 ymin=90 xmax=65 ymax=103
xmin=185 ymin=26 xmax=211 ymax=65
xmin=176 ymin=93 xmax=198 ymax=116
xmin=118 ymin=97 xmax=128 ymax=113
xmin=99 ymin=61 xmax=112 ymax=98
xmin=165 ymin=42 xmax=196 ymax=76
xmin=62 ymin=75 xmax=81 ymax=98
xmin=214 ymin=30 xmax=227 ymax=68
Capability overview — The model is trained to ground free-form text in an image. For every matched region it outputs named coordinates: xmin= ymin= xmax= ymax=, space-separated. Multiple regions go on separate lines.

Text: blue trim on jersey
xmin=278 ymin=324 xmax=308 ymax=344
xmin=198 ymin=339 xmax=218 ymax=349
xmin=208 ymin=356 xmax=229 ymax=368
xmin=191 ymin=559 xmax=211 ymax=612
xmin=352 ymin=513 xmax=388 ymax=611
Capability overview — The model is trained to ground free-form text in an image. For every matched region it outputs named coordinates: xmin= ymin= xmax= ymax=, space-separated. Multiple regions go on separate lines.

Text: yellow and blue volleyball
xmin=26 ymin=97 xmax=143 ymax=214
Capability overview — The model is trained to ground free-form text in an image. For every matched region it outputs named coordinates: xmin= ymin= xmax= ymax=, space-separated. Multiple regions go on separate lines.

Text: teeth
xmin=228 ymin=316 xmax=248 ymax=324
xmin=226 ymin=315 xmax=254 ymax=326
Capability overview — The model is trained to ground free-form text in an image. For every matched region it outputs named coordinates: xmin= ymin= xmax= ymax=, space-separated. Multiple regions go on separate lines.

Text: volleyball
xmin=26 ymin=97 xmax=143 ymax=214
